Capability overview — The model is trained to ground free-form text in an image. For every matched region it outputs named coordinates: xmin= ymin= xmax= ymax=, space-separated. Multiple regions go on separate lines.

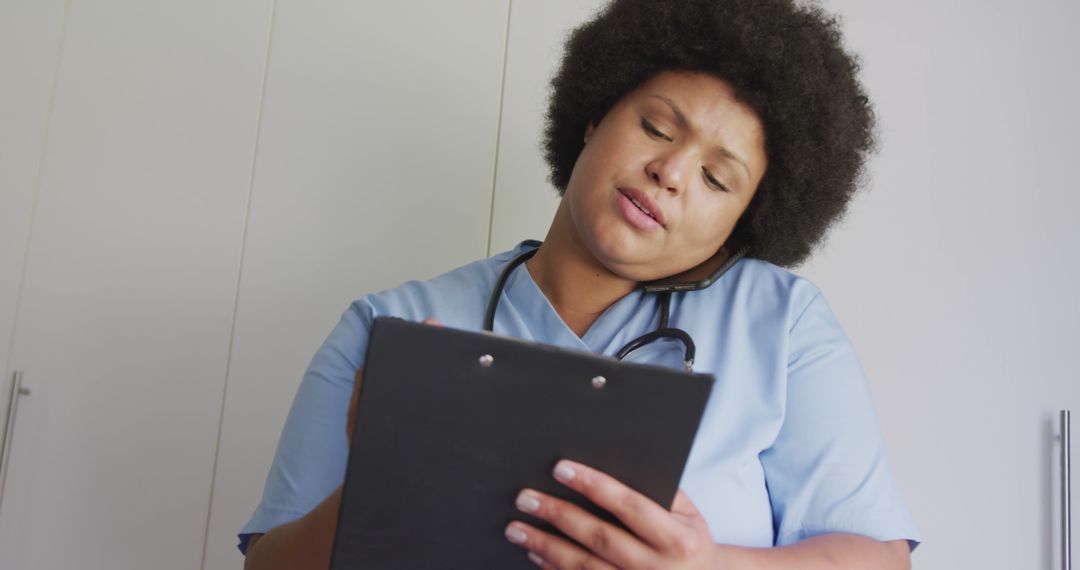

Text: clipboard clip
xmin=477 ymin=352 xmax=610 ymax=389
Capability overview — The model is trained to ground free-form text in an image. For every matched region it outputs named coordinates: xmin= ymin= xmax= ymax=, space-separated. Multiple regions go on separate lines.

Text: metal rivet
xmin=478 ymin=354 xmax=494 ymax=367
xmin=591 ymin=376 xmax=606 ymax=389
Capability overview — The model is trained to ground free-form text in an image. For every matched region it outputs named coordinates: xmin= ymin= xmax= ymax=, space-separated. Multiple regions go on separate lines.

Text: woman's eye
xmin=702 ymin=167 xmax=730 ymax=192
xmin=640 ymin=118 xmax=671 ymax=141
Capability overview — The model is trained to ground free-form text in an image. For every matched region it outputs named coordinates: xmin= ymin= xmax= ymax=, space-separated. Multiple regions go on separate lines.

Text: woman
xmin=240 ymin=0 xmax=921 ymax=568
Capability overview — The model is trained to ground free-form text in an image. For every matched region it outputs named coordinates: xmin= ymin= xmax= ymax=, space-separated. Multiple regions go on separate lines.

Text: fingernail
xmin=528 ymin=551 xmax=545 ymax=566
xmin=505 ymin=524 xmax=528 ymax=545
xmin=516 ymin=490 xmax=541 ymax=513
xmin=554 ymin=461 xmax=576 ymax=483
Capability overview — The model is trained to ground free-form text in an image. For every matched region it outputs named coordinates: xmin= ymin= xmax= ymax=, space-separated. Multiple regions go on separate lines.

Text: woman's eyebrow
xmin=648 ymin=94 xmax=752 ymax=185
xmin=649 ymin=95 xmax=691 ymax=129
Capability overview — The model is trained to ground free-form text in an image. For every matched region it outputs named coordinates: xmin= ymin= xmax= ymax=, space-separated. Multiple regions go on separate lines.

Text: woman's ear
xmin=584 ymin=121 xmax=595 ymax=144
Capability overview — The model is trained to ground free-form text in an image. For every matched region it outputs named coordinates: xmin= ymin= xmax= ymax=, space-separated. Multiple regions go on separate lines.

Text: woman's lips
xmin=618 ymin=188 xmax=665 ymax=225
xmin=617 ymin=190 xmax=664 ymax=231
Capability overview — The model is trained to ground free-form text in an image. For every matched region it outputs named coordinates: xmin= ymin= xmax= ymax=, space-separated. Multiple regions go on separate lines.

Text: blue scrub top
xmin=238 ymin=240 xmax=921 ymax=554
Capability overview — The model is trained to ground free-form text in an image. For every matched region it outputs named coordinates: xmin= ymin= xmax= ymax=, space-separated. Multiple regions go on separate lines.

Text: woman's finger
xmin=551 ymin=459 xmax=691 ymax=553
xmin=512 ymin=488 xmax=655 ymax=568
xmin=505 ymin=520 xmax=620 ymax=570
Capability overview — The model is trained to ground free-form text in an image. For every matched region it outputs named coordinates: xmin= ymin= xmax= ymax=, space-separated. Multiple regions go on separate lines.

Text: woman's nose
xmin=645 ymin=151 xmax=688 ymax=195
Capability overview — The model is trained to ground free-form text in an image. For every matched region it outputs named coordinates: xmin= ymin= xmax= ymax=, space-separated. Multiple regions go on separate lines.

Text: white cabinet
xmin=0 ymin=1 xmax=272 ymax=568
xmin=200 ymin=2 xmax=510 ymax=568
xmin=802 ymin=1 xmax=1080 ymax=568
xmin=486 ymin=0 xmax=606 ymax=254
xmin=0 ymin=0 xmax=67 ymax=433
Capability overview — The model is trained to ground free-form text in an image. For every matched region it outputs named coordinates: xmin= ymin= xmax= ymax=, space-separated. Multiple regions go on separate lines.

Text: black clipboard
xmin=329 ymin=317 xmax=715 ymax=569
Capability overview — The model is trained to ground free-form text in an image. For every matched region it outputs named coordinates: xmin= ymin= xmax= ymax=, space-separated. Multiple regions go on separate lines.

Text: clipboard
xmin=329 ymin=317 xmax=715 ymax=569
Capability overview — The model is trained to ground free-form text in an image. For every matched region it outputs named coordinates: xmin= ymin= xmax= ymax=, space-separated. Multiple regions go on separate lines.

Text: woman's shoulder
xmin=347 ymin=241 xmax=537 ymax=328
xmin=682 ymin=257 xmax=824 ymax=327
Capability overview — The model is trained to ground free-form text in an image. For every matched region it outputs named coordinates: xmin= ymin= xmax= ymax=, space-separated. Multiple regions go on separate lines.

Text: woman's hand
xmin=504 ymin=459 xmax=722 ymax=569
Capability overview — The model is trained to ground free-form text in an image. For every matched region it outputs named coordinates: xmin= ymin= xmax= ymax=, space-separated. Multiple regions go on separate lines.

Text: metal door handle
xmin=1064 ymin=410 xmax=1073 ymax=570
xmin=0 ymin=371 xmax=30 ymax=501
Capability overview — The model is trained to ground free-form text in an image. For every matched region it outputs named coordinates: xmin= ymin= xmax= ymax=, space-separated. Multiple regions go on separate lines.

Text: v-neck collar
xmin=497 ymin=245 xmax=654 ymax=355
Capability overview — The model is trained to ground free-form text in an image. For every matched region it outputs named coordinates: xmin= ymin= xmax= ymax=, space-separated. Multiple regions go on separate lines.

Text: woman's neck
xmin=525 ymin=200 xmax=637 ymax=337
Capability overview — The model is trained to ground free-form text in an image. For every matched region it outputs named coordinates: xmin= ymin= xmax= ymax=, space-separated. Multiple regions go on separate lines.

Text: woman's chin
xmin=577 ymin=226 xmax=692 ymax=282
xmin=593 ymin=250 xmax=675 ymax=283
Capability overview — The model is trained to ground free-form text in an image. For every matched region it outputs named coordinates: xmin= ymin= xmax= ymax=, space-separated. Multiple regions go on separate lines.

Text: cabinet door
xmin=487 ymin=0 xmax=606 ymax=254
xmin=0 ymin=0 xmax=66 ymax=414
xmin=201 ymin=2 xmax=509 ymax=568
xmin=0 ymin=1 xmax=272 ymax=569
xmin=801 ymin=0 xmax=1080 ymax=568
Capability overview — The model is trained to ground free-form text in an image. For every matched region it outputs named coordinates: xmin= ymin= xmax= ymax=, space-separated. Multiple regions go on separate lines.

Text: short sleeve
xmin=237 ymin=300 xmax=374 ymax=554
xmin=758 ymin=291 xmax=921 ymax=551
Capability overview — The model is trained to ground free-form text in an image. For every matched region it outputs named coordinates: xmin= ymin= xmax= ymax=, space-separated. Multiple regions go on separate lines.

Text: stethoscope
xmin=481 ymin=242 xmax=748 ymax=372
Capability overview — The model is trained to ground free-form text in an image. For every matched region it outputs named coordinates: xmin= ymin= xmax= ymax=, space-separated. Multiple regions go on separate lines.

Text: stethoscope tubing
xmin=483 ymin=245 xmax=697 ymax=371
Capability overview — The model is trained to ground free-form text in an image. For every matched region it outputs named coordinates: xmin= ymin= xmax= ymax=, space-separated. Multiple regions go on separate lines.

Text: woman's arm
xmin=716 ymin=534 xmax=910 ymax=570
xmin=242 ymin=487 xmax=342 ymax=570
xmin=244 ymin=364 xmax=365 ymax=569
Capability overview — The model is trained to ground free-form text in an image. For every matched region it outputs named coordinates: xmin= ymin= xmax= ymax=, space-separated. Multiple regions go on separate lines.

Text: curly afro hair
xmin=543 ymin=0 xmax=875 ymax=267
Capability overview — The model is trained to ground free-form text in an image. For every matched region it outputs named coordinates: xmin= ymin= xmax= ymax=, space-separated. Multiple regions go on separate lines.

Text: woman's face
xmin=563 ymin=71 xmax=767 ymax=282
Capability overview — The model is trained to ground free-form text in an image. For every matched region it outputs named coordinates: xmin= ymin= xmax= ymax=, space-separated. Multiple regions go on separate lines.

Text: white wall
xmin=1 ymin=1 xmax=1076 ymax=569
xmin=486 ymin=0 xmax=601 ymax=254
